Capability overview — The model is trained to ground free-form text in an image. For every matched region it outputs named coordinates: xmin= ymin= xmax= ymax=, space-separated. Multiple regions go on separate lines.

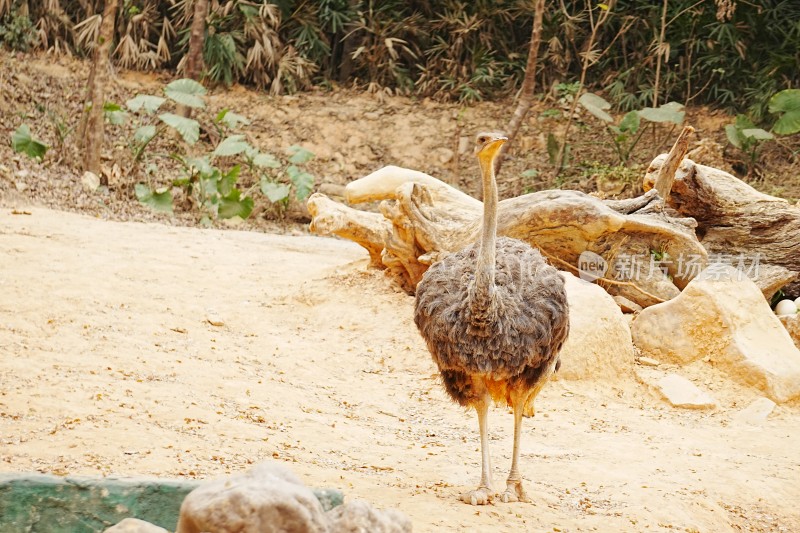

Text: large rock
xmin=176 ymin=464 xmax=329 ymax=533
xmin=554 ymin=272 xmax=635 ymax=381
xmin=177 ymin=463 xmax=411 ymax=533
xmin=779 ymin=314 xmax=800 ymax=350
xmin=631 ymin=265 xmax=800 ymax=403
xmin=104 ymin=518 xmax=168 ymax=533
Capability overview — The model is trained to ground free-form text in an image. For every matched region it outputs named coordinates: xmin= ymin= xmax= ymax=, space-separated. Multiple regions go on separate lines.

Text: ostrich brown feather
xmin=413 ymin=132 xmax=569 ymax=505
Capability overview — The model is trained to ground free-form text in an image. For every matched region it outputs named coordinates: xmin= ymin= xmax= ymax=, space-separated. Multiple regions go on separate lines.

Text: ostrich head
xmin=474 ymin=132 xmax=508 ymax=163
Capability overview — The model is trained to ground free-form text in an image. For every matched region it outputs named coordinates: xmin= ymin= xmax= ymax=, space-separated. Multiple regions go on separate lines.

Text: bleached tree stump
xmin=308 ymin=165 xmax=708 ymax=307
xmin=643 ymin=155 xmax=799 ymax=297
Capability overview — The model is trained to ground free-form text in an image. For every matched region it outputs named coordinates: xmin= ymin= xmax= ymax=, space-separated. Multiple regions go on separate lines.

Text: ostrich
xmin=414 ymin=132 xmax=570 ymax=505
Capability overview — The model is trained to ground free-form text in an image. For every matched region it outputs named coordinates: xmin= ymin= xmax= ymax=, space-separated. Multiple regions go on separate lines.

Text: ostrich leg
xmin=462 ymin=395 xmax=495 ymax=505
xmin=501 ymin=397 xmax=530 ymax=503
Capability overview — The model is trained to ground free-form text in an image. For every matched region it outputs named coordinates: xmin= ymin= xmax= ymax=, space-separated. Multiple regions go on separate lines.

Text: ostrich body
xmin=414 ymin=132 xmax=570 ymax=505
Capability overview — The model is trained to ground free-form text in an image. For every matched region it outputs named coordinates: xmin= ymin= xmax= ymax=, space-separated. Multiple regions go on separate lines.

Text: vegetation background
xmin=0 ymin=0 xmax=798 ymax=224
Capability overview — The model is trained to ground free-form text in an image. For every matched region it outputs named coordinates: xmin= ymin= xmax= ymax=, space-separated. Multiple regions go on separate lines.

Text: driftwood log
xmin=643 ymin=156 xmax=799 ymax=297
xmin=308 ymin=163 xmax=710 ymax=308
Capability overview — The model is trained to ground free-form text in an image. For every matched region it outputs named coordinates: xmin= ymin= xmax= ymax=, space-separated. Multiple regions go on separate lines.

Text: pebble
xmin=206 ymin=311 xmax=225 ymax=327
xmin=637 ymin=356 xmax=660 ymax=367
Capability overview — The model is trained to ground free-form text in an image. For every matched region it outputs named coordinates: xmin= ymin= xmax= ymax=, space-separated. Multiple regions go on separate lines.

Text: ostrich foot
xmin=461 ymin=485 xmax=495 ymax=506
xmin=500 ymin=479 xmax=529 ymax=503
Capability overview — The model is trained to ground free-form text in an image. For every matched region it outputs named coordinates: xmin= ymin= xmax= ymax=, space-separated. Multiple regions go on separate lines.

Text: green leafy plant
xmin=113 ymin=78 xmax=317 ymax=220
xmin=769 ymin=89 xmax=800 ymax=136
xmin=724 ymin=114 xmax=774 ymax=175
xmin=0 ymin=9 xmax=37 ymax=51
xmin=11 ymin=124 xmax=48 ymax=161
xmin=259 ymin=145 xmax=316 ymax=213
xmin=579 ymin=93 xmax=685 ymax=164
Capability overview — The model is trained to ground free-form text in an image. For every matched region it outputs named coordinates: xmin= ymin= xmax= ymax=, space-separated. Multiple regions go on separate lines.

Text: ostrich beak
xmin=479 ymin=136 xmax=508 ymax=158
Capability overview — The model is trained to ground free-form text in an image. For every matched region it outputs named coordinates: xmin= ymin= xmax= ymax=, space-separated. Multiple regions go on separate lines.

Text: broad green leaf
xmin=521 ymin=169 xmax=539 ymax=178
xmin=286 ymin=165 xmax=314 ymax=200
xmin=741 ymin=128 xmax=774 ymax=140
xmin=218 ymin=189 xmax=254 ymax=219
xmin=103 ymin=102 xmax=127 ymax=124
xmin=213 ymin=135 xmax=251 ymax=157
xmin=618 ymin=110 xmax=640 ymax=134
xmin=134 ymin=125 xmax=157 ymax=144
xmin=261 ymin=180 xmax=290 ymax=203
xmin=578 ymin=92 xmax=613 ymax=122
xmin=11 ymin=124 xmax=48 ymax=161
xmin=287 ymin=145 xmax=315 ymax=164
xmin=253 ymin=152 xmax=281 ymax=169
xmin=134 ymin=183 xmax=173 ymax=213
xmin=724 ymin=124 xmax=743 ymax=149
xmin=126 ymin=95 xmax=166 ymax=114
xmin=158 ymin=112 xmax=200 ymax=144
xmin=768 ymin=89 xmax=800 ymax=114
xmin=186 ymin=156 xmax=213 ymax=176
xmin=164 ymin=78 xmax=206 ymax=108
xmin=539 ymin=109 xmax=562 ymax=119
xmin=219 ymin=165 xmax=241 ymax=196
xmin=216 ymin=109 xmax=251 ymax=129
xmin=598 ymin=2 xmax=609 ymax=9
xmin=638 ymin=102 xmax=684 ymax=124
xmin=772 ymin=110 xmax=800 ymax=135
xmin=734 ymin=114 xmax=755 ymax=129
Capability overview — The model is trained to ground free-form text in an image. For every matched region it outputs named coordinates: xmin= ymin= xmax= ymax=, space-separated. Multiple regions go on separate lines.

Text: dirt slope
xmin=0 ymin=208 xmax=798 ymax=532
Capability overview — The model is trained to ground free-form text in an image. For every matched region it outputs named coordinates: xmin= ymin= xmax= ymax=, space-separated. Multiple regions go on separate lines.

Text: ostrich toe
xmin=462 ymin=485 xmax=495 ymax=506
xmin=500 ymin=479 xmax=529 ymax=503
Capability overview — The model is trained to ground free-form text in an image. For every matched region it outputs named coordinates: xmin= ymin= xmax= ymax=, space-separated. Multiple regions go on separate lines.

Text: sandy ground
xmin=1 ymin=208 xmax=799 ymax=532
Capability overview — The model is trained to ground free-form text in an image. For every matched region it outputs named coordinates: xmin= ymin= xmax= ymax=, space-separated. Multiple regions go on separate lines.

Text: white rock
xmin=14 ymin=181 xmax=28 ymax=191
xmin=205 ymin=310 xmax=225 ymax=327
xmin=734 ymin=397 xmax=776 ymax=425
xmin=637 ymin=356 xmax=660 ymax=367
xmin=81 ymin=171 xmax=101 ymax=192
xmin=554 ymin=272 xmax=635 ymax=381
xmin=104 ymin=518 xmax=168 ymax=533
xmin=177 ymin=463 xmax=328 ymax=533
xmin=774 ymin=299 xmax=797 ymax=316
xmin=632 ymin=265 xmax=800 ymax=403
xmin=655 ymin=373 xmax=717 ymax=409
xmin=779 ymin=314 xmax=800 ymax=350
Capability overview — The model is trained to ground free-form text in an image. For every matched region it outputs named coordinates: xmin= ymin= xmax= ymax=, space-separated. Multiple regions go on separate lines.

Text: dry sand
xmin=1 ymin=208 xmax=798 ymax=532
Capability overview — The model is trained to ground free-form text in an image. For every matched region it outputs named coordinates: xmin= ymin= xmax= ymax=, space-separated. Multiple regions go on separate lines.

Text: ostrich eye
xmin=477 ymin=136 xmax=486 ymax=144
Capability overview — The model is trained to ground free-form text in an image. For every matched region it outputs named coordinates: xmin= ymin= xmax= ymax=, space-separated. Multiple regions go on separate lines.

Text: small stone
xmin=656 ymin=373 xmax=717 ymax=409
xmin=317 ymin=183 xmax=346 ymax=198
xmin=206 ymin=311 xmax=224 ymax=327
xmin=104 ymin=518 xmax=169 ymax=533
xmin=637 ymin=356 xmax=660 ymax=367
xmin=81 ymin=171 xmax=101 ymax=192
xmin=363 ymin=111 xmax=380 ymax=120
xmin=734 ymin=397 xmax=776 ymax=425
xmin=613 ymin=295 xmax=643 ymax=313
xmin=437 ymin=148 xmax=455 ymax=164
xmin=14 ymin=181 xmax=28 ymax=191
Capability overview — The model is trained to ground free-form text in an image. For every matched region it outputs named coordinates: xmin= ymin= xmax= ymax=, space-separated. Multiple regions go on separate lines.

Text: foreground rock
xmin=734 ymin=397 xmax=777 ymax=425
xmin=654 ymin=374 xmax=717 ymax=410
xmin=632 ymin=265 xmax=800 ymax=403
xmin=104 ymin=518 xmax=168 ymax=533
xmin=177 ymin=463 xmax=410 ymax=533
xmin=779 ymin=314 xmax=800 ymax=350
xmin=555 ymin=273 xmax=635 ymax=381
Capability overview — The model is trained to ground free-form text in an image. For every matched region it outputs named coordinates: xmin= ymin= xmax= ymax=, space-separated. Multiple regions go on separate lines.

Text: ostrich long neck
xmin=474 ymin=153 xmax=498 ymax=300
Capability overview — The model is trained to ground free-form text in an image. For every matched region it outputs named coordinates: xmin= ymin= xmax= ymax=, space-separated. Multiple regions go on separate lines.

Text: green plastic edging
xmin=0 ymin=473 xmax=343 ymax=533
